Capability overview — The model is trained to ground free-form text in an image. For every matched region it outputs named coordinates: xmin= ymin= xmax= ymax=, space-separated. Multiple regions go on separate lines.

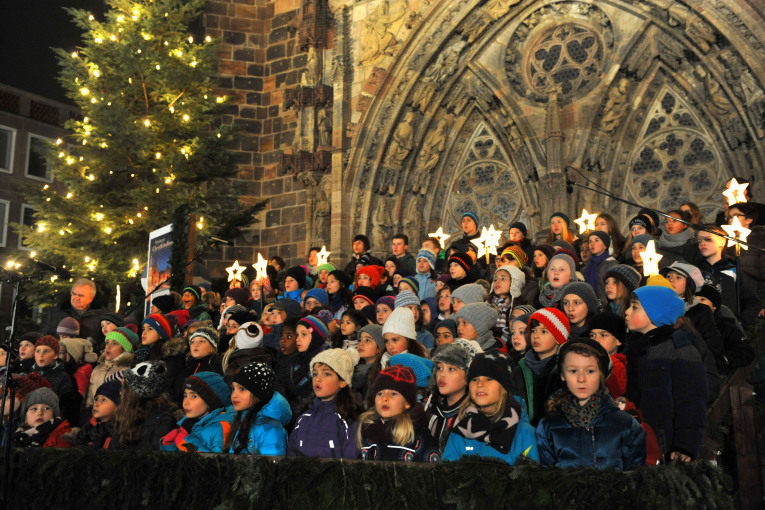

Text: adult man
xmin=343 ymin=234 xmax=383 ymax=277
xmin=41 ymin=278 xmax=107 ymax=348
xmin=391 ymin=234 xmax=416 ymax=275
xmin=725 ymin=202 xmax=765 ymax=312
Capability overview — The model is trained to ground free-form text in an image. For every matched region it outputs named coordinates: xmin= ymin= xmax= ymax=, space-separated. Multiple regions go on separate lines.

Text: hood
xmin=256 ymin=391 xmax=292 ymax=427
xmin=161 ymin=336 xmax=187 ymax=358
xmin=98 ymin=351 xmax=135 ymax=367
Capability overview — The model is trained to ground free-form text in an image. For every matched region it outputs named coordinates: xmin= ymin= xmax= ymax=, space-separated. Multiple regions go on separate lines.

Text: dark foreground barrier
xmin=1 ymin=449 xmax=733 ymax=509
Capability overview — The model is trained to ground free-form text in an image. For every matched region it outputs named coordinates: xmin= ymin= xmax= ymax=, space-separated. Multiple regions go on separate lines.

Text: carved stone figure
xmin=359 ymin=0 xmax=407 ymax=66
xmin=301 ymin=46 xmax=320 ymax=87
xmin=697 ymin=65 xmax=732 ymax=119
xmin=371 ymin=198 xmax=392 ymax=250
xmin=424 ymin=40 xmax=467 ymax=86
xmin=403 ymin=197 xmax=422 ymax=248
xmin=460 ymin=10 xmax=492 ymax=43
xmin=412 ymin=117 xmax=448 ymax=194
xmin=384 ymin=112 xmax=417 ymax=167
xmin=411 ymin=81 xmax=438 ymax=112
xmin=685 ymin=14 xmax=716 ymax=53
xmin=507 ymin=123 xmax=523 ymax=152
xmin=484 ymin=0 xmax=521 ymax=20
xmin=599 ymin=78 xmax=630 ymax=134
xmin=313 ymin=189 xmax=330 ymax=242
xmin=318 ymin=108 xmax=332 ymax=147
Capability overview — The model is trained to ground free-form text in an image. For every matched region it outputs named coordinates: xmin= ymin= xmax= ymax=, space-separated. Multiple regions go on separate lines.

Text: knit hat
xmin=311 ymin=348 xmax=355 ymax=386
xmin=512 ymin=304 xmax=537 ymax=316
xmin=314 ymin=309 xmax=334 ymax=328
xmin=548 ymin=253 xmax=576 ymax=278
xmin=632 ymin=286 xmax=685 ymax=327
xmin=18 ymin=332 xmax=44 ymax=346
xmin=285 ymin=266 xmax=307 ymax=289
xmin=182 ymin=285 xmax=202 ymax=302
xmin=11 ymin=373 xmax=51 ymax=403
xmin=151 ymin=294 xmax=176 ymax=314
xmin=558 ymin=337 xmax=611 ymax=378
xmin=605 ymin=265 xmax=642 ymax=293
xmin=639 ymin=209 xmax=661 ymax=230
xmin=375 ymin=295 xmax=395 ymax=311
xmin=60 ymin=337 xmax=98 ymax=364
xmin=304 ymin=288 xmax=329 ymax=307
xmin=100 ymin=312 xmax=126 ymax=328
xmin=630 ymin=234 xmax=653 ymax=248
xmin=629 ymin=214 xmax=651 ymax=230
xmin=466 ymin=351 xmax=516 ymax=393
xmin=646 ymin=274 xmax=674 ymax=289
xmin=123 ymin=361 xmax=168 ymax=399
xmin=588 ymin=231 xmax=611 ymax=250
xmin=235 ymin=322 xmax=264 ymax=350
xmin=390 ymin=353 xmax=433 ymax=388
xmin=398 ymin=276 xmax=420 ymax=295
xmin=370 ymin=365 xmax=418 ymax=407
xmin=222 ymin=304 xmax=247 ymax=320
xmin=451 ymin=283 xmax=486 ymax=306
xmin=360 ymin=304 xmax=376 ymax=325
xmin=142 ymin=314 xmax=176 ymax=341
xmin=534 ymin=244 xmax=555 ymax=262
xmin=104 ymin=327 xmax=139 ymax=353
xmin=352 ymin=286 xmax=377 ymax=308
xmin=529 ymin=308 xmax=570 ymax=344
xmin=500 ymin=245 xmax=527 ymax=267
xmin=382 ymin=307 xmax=416 ymax=340
xmin=229 ymin=310 xmax=257 ymax=328
xmin=271 ymin=298 xmax=302 ymax=319
xmin=356 ymin=265 xmax=385 ymax=288
xmin=493 ymin=265 xmax=525 ymax=299
xmin=393 ymin=290 xmax=420 ymax=309
xmin=328 ymin=269 xmax=352 ymax=288
xmin=455 ymin=302 xmax=499 ymax=337
xmin=448 ymin=252 xmax=474 ymax=275
xmin=359 ymin=324 xmax=385 ymax=351
xmin=560 ymin=282 xmax=600 ymax=316
xmin=660 ymin=262 xmax=705 ymax=293
xmin=695 ymin=282 xmax=722 ymax=310
xmin=461 ymin=211 xmax=479 ymax=227
xmin=588 ymin=311 xmax=627 ymax=343
xmin=168 ymin=309 xmax=191 ymax=330
xmin=224 ymin=287 xmax=250 ymax=306
xmin=232 ymin=361 xmax=275 ymax=404
xmin=95 ymin=379 xmax=122 ymax=406
xmin=185 ymin=371 xmax=231 ymax=410
xmin=20 ymin=387 xmax=60 ymax=419
xmin=297 ymin=315 xmax=330 ymax=342
xmin=432 ymin=340 xmax=477 ymax=373
xmin=512 ymin=311 xmax=534 ymax=327
xmin=436 ymin=273 xmax=451 ymax=285
xmin=509 ymin=222 xmax=527 ymax=236
xmin=35 ymin=335 xmax=60 ymax=355
xmin=56 ymin=317 xmax=80 ymax=337
xmin=318 ymin=263 xmax=336 ymax=274
xmin=189 ymin=326 xmax=220 ymax=350
xmin=416 ymin=249 xmax=437 ymax=271
xmin=434 ymin=318 xmax=457 ymax=339
xmin=552 ymin=239 xmax=575 ymax=252
xmin=550 ymin=212 xmax=571 ymax=227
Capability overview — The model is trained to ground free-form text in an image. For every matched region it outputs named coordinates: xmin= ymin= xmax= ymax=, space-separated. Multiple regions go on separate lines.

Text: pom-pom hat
xmin=529 ymin=308 xmax=570 ymax=344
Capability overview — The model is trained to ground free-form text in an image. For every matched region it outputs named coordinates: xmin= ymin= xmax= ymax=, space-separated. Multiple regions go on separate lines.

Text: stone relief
xmin=371 ymin=197 xmax=393 ymax=250
xmin=318 ymin=108 xmax=332 ymax=147
xmin=719 ymin=49 xmax=765 ymax=138
xmin=599 ymin=78 xmax=631 ymax=134
xmin=403 ymin=196 xmax=422 ymax=248
xmin=384 ymin=111 xmax=418 ymax=167
xmin=301 ymin=46 xmax=320 ymax=87
xmin=412 ymin=116 xmax=449 ymax=194
xmin=313 ymin=188 xmax=331 ymax=243
xmin=359 ymin=0 xmax=408 ymax=66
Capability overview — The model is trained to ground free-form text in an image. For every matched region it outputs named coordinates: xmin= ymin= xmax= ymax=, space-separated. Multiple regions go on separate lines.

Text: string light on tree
xmin=316 ymin=246 xmax=331 ymax=266
xmin=226 ymin=260 xmax=246 ymax=282
xmin=723 ymin=178 xmax=749 ymax=206
xmin=428 ymin=226 xmax=451 ymax=247
xmin=721 ymin=217 xmax=751 ymax=251
xmin=574 ymin=209 xmax=597 ymax=234
xmin=640 ymin=240 xmax=663 ymax=276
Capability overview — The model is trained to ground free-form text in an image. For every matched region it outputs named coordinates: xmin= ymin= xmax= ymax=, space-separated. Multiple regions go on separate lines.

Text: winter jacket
xmin=515 ymin=352 xmax=563 ymax=426
xmin=286 ymin=398 xmax=359 ymax=459
xmin=415 ymin=273 xmax=436 ymax=300
xmin=714 ymin=305 xmax=756 ymax=373
xmin=625 ymin=325 xmax=708 ymax=459
xmin=395 ymin=253 xmax=416 ymax=276
xmin=606 ymin=353 xmax=627 ymax=400
xmin=158 ymin=336 xmax=188 ymax=404
xmin=359 ymin=427 xmax=441 ymax=462
xmin=160 ymin=408 xmax=234 ymax=453
xmin=43 ymin=420 xmax=74 ymax=448
xmin=40 ymin=301 xmax=108 ymax=350
xmin=84 ymin=352 xmax=135 ymax=408
xmin=695 ymin=256 xmax=761 ymax=328
xmin=70 ymin=364 xmax=93 ymax=397
xmin=223 ymin=347 xmax=272 ymax=385
xmin=726 ymin=225 xmax=765 ymax=308
xmin=227 ymin=392 xmax=291 ymax=455
xmin=677 ymin=309 xmax=721 ymax=401
xmin=273 ymin=350 xmax=298 ymax=397
xmin=536 ymin=391 xmax=645 ymax=469
xmin=31 ymin=361 xmax=82 ymax=427
xmin=109 ymin=405 xmax=177 ymax=451
xmin=416 ymin=330 xmax=435 ymax=350
xmin=75 ymin=418 xmax=114 ymax=448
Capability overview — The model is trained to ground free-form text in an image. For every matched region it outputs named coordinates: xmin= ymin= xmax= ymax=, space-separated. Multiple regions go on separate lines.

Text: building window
xmin=18 ymin=204 xmax=36 ymax=250
xmin=25 ymin=134 xmax=53 ymax=181
xmin=0 ymin=126 xmax=15 ymax=173
xmin=0 ymin=199 xmax=9 ymax=247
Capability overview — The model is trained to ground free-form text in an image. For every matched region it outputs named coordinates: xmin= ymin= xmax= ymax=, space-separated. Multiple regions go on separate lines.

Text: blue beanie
xmin=185 ymin=371 xmax=231 ymax=410
xmin=633 ymin=286 xmax=685 ymax=327
xmin=462 ymin=212 xmax=479 ymax=226
xmin=390 ymin=353 xmax=434 ymax=388
xmin=304 ymin=288 xmax=329 ymax=307
xmin=416 ymin=249 xmax=437 ymax=271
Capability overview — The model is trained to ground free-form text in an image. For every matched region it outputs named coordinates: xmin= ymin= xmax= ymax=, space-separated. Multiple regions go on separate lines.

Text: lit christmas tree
xmin=19 ymin=0 xmax=262 ymax=307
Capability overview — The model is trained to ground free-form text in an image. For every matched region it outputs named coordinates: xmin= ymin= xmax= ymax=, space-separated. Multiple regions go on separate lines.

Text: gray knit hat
xmin=548 ymin=253 xmax=577 ymax=277
xmin=432 ymin=340 xmax=478 ymax=373
xmin=454 ymin=302 xmax=498 ymax=336
xmin=359 ymin=324 xmax=385 ymax=351
xmin=311 ymin=348 xmax=355 ymax=387
xmin=560 ymin=282 xmax=600 ymax=316
xmin=605 ymin=264 xmax=642 ymax=293
xmin=393 ymin=290 xmax=420 ymax=309
xmin=123 ymin=361 xmax=168 ymax=399
xmin=382 ymin=307 xmax=417 ymax=340
xmin=189 ymin=326 xmax=220 ymax=350
xmin=451 ymin=283 xmax=486 ymax=306
xmin=20 ymin=387 xmax=61 ymax=419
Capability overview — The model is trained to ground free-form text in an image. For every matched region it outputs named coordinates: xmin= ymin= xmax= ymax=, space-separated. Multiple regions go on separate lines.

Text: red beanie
xmin=356 ymin=265 xmax=385 ymax=288
xmin=35 ymin=335 xmax=60 ymax=355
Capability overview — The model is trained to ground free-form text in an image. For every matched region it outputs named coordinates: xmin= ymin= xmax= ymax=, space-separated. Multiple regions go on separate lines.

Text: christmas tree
xmin=18 ymin=0 xmax=262 ymax=307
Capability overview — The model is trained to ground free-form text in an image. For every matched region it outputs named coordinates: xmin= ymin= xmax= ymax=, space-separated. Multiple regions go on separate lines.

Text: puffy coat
xmin=515 ymin=352 xmax=563 ymax=426
xmin=160 ymin=408 xmax=233 ymax=453
xmin=85 ymin=352 xmax=134 ymax=408
xmin=43 ymin=419 xmax=74 ymax=448
xmin=227 ymin=392 xmax=291 ymax=455
xmin=359 ymin=428 xmax=441 ymax=462
xmin=287 ymin=398 xmax=359 ymax=459
xmin=536 ymin=391 xmax=645 ymax=469
xmin=75 ymin=418 xmax=114 ymax=448
xmin=695 ymin=256 xmax=761 ymax=328
xmin=109 ymin=406 xmax=177 ymax=451
xmin=606 ymin=353 xmax=627 ymax=400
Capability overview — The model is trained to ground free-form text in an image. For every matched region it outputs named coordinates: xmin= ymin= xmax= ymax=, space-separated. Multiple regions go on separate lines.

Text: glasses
xmin=726 ymin=213 xmax=745 ymax=222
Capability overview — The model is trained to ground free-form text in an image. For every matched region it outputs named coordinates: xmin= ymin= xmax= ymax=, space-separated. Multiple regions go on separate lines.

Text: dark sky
xmin=0 ymin=0 xmax=105 ymax=104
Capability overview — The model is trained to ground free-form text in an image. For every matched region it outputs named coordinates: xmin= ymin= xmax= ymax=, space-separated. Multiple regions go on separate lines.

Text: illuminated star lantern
xmin=574 ymin=208 xmax=597 ymax=234
xmin=428 ymin=226 xmax=451 ymax=247
xmin=252 ymin=253 xmax=268 ymax=281
xmin=721 ymin=217 xmax=751 ymax=251
xmin=640 ymin=240 xmax=663 ymax=276
xmin=226 ymin=260 xmax=245 ymax=282
xmin=723 ymin=178 xmax=749 ymax=206
xmin=475 ymin=225 xmax=503 ymax=263
xmin=316 ymin=246 xmax=331 ymax=266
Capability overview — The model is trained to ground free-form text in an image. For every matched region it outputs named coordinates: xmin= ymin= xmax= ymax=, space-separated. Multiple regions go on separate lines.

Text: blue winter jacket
xmin=414 ymin=273 xmax=436 ymax=301
xmin=227 ymin=392 xmax=292 ymax=455
xmin=286 ymin=397 xmax=360 ymax=459
xmin=442 ymin=397 xmax=539 ymax=464
xmin=160 ymin=408 xmax=234 ymax=453
xmin=535 ymin=391 xmax=646 ymax=470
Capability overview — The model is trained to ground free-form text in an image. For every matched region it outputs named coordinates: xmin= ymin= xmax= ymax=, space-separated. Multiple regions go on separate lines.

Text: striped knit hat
xmin=142 ymin=314 xmax=175 ymax=341
xmin=529 ymin=307 xmax=570 ymax=344
xmin=448 ymin=252 xmax=474 ymax=275
xmin=297 ymin=315 xmax=330 ymax=342
xmin=398 ymin=276 xmax=420 ymax=295
xmin=500 ymin=245 xmax=528 ymax=267
xmin=189 ymin=326 xmax=220 ymax=350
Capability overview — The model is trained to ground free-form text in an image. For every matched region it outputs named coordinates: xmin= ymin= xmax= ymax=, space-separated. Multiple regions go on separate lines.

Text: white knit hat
xmin=311 ymin=348 xmax=355 ymax=387
xmin=382 ymin=307 xmax=417 ymax=340
xmin=493 ymin=265 xmax=525 ymax=299
xmin=235 ymin=322 xmax=263 ymax=350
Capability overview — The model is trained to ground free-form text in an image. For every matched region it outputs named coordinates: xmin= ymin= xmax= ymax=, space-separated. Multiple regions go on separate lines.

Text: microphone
xmin=33 ymin=259 xmax=71 ymax=279
xmin=564 ymin=167 xmax=574 ymax=195
xmin=210 ymin=236 xmax=233 ymax=246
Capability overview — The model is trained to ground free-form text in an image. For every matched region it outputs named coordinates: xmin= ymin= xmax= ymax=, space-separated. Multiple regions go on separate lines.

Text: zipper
xmin=589 ymin=426 xmax=596 ymax=467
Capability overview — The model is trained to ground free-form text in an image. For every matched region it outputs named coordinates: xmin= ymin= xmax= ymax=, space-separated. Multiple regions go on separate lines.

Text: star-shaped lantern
xmin=640 ymin=240 xmax=663 ymax=277
xmin=721 ymin=217 xmax=751 ymax=251
xmin=428 ymin=226 xmax=451 ymax=247
xmin=316 ymin=246 xmax=331 ymax=266
xmin=252 ymin=253 xmax=268 ymax=281
xmin=574 ymin=209 xmax=597 ymax=234
xmin=475 ymin=225 xmax=502 ymax=263
xmin=226 ymin=260 xmax=246 ymax=282
xmin=723 ymin=178 xmax=749 ymax=206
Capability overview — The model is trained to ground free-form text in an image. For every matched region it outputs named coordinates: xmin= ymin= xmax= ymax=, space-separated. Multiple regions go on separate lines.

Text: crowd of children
xmin=1 ymin=197 xmax=761 ymax=472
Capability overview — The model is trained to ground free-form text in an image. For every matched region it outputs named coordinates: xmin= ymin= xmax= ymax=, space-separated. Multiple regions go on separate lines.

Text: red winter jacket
xmin=606 ymin=353 xmax=627 ymax=400
xmin=73 ymin=364 xmax=94 ymax=397
xmin=44 ymin=420 xmax=74 ymax=448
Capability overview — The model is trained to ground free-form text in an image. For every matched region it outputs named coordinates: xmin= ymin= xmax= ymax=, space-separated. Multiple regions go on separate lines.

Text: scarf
xmin=523 ymin=349 xmax=557 ymax=376
xmin=450 ymin=399 xmax=522 ymax=453
xmin=585 ymin=251 xmax=610 ymax=290
xmin=658 ymin=228 xmax=693 ymax=249
xmin=561 ymin=391 xmax=602 ymax=428
xmin=14 ymin=418 xmax=63 ymax=448
xmin=328 ymin=293 xmax=345 ymax=314
xmin=538 ymin=284 xmax=566 ymax=308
